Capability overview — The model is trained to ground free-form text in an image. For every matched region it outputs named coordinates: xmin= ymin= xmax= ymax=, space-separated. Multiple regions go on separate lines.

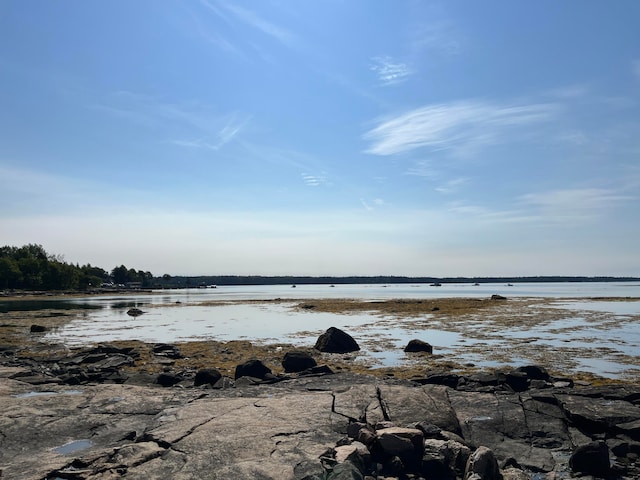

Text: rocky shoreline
xmin=2 ymin=337 xmax=640 ymax=479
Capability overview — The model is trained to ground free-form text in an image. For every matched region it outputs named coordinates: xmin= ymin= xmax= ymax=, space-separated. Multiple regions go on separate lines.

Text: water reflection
xmin=7 ymin=283 xmax=640 ymax=379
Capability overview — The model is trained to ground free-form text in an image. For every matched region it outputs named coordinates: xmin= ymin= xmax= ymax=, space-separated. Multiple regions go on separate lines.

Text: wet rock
xmin=194 ymin=368 xmax=222 ymax=387
xmin=152 ymin=343 xmax=183 ymax=359
xmin=155 ymin=372 xmax=183 ymax=387
xmin=30 ymin=324 xmax=46 ymax=333
xmin=403 ymin=339 xmax=433 ymax=353
xmin=491 ymin=294 xmax=507 ymax=300
xmin=282 ymin=351 xmax=317 ymax=372
xmin=515 ymin=365 xmax=550 ymax=381
xmin=234 ymin=359 xmax=272 ymax=380
xmin=505 ymin=371 xmax=529 ymax=392
xmin=569 ymin=440 xmax=610 ymax=476
xmin=419 ymin=371 xmax=460 ymax=389
xmin=126 ymin=307 xmax=144 ymax=317
xmin=314 ymin=327 xmax=360 ymax=353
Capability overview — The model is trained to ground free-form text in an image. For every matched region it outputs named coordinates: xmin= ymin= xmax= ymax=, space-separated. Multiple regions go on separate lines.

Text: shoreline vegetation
xmin=1 ymin=244 xmax=639 ymax=294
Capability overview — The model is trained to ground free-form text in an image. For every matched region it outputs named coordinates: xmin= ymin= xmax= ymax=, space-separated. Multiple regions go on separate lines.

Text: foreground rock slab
xmin=2 ymin=369 xmax=640 ymax=479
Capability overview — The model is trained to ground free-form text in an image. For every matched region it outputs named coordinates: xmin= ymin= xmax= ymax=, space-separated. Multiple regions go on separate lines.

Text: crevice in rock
xmin=375 ymin=385 xmax=390 ymax=421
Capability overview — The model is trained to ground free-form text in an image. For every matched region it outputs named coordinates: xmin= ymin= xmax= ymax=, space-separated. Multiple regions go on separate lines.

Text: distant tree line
xmin=158 ymin=274 xmax=640 ymax=288
xmin=1 ymin=244 xmax=638 ymax=292
xmin=0 ymin=244 xmax=152 ymax=291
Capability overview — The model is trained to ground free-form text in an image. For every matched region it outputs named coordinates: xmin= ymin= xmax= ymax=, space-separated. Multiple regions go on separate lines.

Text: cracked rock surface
xmin=2 ymin=368 xmax=640 ymax=479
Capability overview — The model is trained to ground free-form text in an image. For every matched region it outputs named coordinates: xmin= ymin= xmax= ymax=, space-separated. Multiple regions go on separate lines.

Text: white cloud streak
xmin=364 ymin=100 xmax=560 ymax=156
xmin=301 ymin=173 xmax=328 ymax=187
xmin=435 ymin=177 xmax=468 ymax=194
xmin=370 ymin=56 xmax=413 ymax=86
xmin=171 ymin=114 xmax=250 ymax=151
xmin=91 ymin=91 xmax=249 ymax=150
xmin=200 ymin=0 xmax=297 ymax=50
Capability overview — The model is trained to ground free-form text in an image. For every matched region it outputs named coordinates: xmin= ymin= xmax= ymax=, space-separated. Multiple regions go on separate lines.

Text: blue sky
xmin=1 ymin=1 xmax=639 ymax=276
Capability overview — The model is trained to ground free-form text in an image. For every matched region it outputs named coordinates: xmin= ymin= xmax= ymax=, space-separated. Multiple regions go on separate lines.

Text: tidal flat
xmin=2 ymin=293 xmax=639 ymax=384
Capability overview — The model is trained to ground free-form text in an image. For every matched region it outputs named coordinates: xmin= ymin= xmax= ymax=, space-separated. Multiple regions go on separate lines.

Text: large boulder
xmin=282 ymin=351 xmax=317 ymax=372
xmin=234 ymin=359 xmax=272 ymax=380
xmin=314 ymin=327 xmax=360 ymax=353
xmin=465 ymin=446 xmax=501 ymax=480
xmin=569 ymin=441 xmax=610 ymax=476
xmin=404 ymin=339 xmax=433 ymax=353
xmin=194 ymin=368 xmax=222 ymax=387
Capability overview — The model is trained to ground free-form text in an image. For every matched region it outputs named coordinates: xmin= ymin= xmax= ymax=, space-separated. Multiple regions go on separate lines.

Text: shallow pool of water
xmin=53 ymin=439 xmax=93 ymax=455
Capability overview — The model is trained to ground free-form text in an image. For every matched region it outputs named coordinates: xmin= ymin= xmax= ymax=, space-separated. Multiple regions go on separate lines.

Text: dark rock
xmin=194 ymin=368 xmax=222 ymax=387
xmin=234 ymin=359 xmax=272 ymax=380
xmin=569 ymin=440 xmax=610 ymax=476
xmin=347 ymin=422 xmax=369 ymax=439
xmin=465 ymin=446 xmax=501 ymax=480
xmin=403 ymin=339 xmax=433 ymax=353
xmin=463 ymin=372 xmax=506 ymax=388
xmin=326 ymin=461 xmax=364 ymax=480
xmin=415 ymin=422 xmax=442 ymax=439
xmin=314 ymin=327 xmax=360 ymax=353
xmin=155 ymin=372 xmax=183 ymax=387
xmin=491 ymin=294 xmax=507 ymax=300
xmin=515 ymin=365 xmax=550 ymax=381
xmin=30 ymin=324 xmax=46 ymax=333
xmin=126 ymin=307 xmax=144 ymax=317
xmin=306 ymin=364 xmax=334 ymax=375
xmin=375 ymin=427 xmax=424 ymax=471
xmin=282 ymin=351 xmax=317 ymax=372
xmin=422 ymin=438 xmax=471 ymax=479
xmin=557 ymin=392 xmax=640 ymax=434
xmin=449 ymin=389 xmax=565 ymax=472
xmin=420 ymin=372 xmax=460 ymax=389
xmin=382 ymin=456 xmax=405 ymax=476
xmin=152 ymin=344 xmax=182 ymax=359
xmin=505 ymin=371 xmax=529 ymax=392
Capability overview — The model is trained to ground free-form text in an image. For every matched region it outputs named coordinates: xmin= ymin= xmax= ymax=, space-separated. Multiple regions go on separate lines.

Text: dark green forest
xmin=1 ymin=244 xmax=638 ymax=292
xmin=0 ymin=244 xmax=152 ymax=290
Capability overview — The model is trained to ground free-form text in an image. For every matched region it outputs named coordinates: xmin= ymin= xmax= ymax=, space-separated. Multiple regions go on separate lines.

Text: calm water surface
xmin=4 ymin=282 xmax=639 ymax=378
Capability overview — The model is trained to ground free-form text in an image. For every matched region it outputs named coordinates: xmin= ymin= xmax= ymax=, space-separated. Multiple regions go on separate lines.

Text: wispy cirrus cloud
xmin=171 ymin=114 xmax=250 ymax=151
xmin=301 ymin=172 xmax=329 ymax=187
xmin=199 ymin=0 xmax=297 ymax=50
xmin=435 ymin=177 xmax=468 ymax=194
xmin=364 ymin=99 xmax=560 ymax=156
xmin=91 ymin=91 xmax=249 ymax=150
xmin=370 ymin=56 xmax=413 ymax=86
